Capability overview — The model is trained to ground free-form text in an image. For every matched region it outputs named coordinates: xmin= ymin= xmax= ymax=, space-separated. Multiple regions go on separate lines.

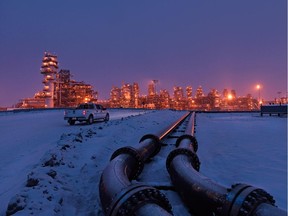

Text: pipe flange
xmin=110 ymin=146 xmax=144 ymax=179
xmin=166 ymin=148 xmax=200 ymax=172
xmin=175 ymin=135 xmax=198 ymax=152
xmin=109 ymin=184 xmax=173 ymax=216
xmin=221 ymin=183 xmax=275 ymax=216
xmin=221 ymin=184 xmax=252 ymax=215
xmin=118 ymin=187 xmax=173 ymax=216
xmin=139 ymin=134 xmax=161 ymax=157
xmin=238 ymin=188 xmax=275 ymax=216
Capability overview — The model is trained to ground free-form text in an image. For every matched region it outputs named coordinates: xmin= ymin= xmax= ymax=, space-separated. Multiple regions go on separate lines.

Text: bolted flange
xmin=107 ymin=184 xmax=173 ymax=216
xmin=221 ymin=183 xmax=275 ymax=216
xmin=110 ymin=146 xmax=144 ymax=179
xmin=139 ymin=134 xmax=162 ymax=158
xmin=175 ymin=134 xmax=198 ymax=152
xmin=166 ymin=148 xmax=200 ymax=172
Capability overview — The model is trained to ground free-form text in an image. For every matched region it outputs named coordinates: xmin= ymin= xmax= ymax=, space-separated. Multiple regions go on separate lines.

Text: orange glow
xmin=256 ymin=84 xmax=261 ymax=90
xmin=227 ymin=94 xmax=233 ymax=100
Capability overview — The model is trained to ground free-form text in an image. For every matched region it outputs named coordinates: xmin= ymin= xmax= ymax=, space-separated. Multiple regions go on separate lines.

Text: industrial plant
xmin=107 ymin=81 xmax=260 ymax=111
xmin=14 ymin=52 xmax=287 ymax=111
xmin=16 ymin=52 xmax=97 ymax=108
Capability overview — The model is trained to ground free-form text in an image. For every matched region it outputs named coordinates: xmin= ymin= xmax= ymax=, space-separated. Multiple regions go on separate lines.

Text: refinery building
xmin=16 ymin=52 xmax=264 ymax=111
xmin=17 ymin=52 xmax=97 ymax=108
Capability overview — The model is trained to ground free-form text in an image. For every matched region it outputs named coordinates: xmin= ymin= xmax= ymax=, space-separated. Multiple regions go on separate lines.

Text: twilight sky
xmin=0 ymin=0 xmax=287 ymax=107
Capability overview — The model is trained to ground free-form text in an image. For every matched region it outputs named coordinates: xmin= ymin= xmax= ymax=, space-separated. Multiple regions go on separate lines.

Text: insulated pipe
xmin=99 ymin=134 xmax=173 ymax=216
xmin=166 ymin=113 xmax=287 ymax=216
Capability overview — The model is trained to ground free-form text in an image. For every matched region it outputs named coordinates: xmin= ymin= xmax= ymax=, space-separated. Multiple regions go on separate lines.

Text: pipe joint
xmin=175 ymin=134 xmax=198 ymax=152
xmin=139 ymin=134 xmax=161 ymax=157
xmin=221 ymin=183 xmax=275 ymax=216
xmin=110 ymin=146 xmax=144 ymax=179
xmin=107 ymin=184 xmax=173 ymax=216
xmin=166 ymin=148 xmax=200 ymax=172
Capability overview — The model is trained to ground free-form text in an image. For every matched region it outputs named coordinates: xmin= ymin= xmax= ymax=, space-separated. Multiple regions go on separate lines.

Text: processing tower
xmin=40 ymin=52 xmax=58 ymax=108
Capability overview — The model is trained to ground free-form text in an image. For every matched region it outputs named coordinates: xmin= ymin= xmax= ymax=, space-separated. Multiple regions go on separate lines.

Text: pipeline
xmin=155 ymin=111 xmax=191 ymax=140
xmin=99 ymin=134 xmax=172 ymax=216
xmin=99 ymin=112 xmax=191 ymax=216
xmin=166 ymin=112 xmax=287 ymax=216
xmin=99 ymin=112 xmax=194 ymax=216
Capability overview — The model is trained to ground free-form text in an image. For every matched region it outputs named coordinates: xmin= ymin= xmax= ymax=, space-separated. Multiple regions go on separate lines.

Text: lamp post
xmin=256 ymin=84 xmax=261 ymax=106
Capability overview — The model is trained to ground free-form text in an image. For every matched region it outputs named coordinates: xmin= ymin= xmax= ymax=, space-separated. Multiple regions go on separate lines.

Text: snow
xmin=196 ymin=113 xmax=287 ymax=210
xmin=0 ymin=109 xmax=286 ymax=215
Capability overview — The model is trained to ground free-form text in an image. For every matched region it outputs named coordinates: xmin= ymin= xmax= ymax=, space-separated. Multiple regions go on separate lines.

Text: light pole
xmin=256 ymin=84 xmax=261 ymax=105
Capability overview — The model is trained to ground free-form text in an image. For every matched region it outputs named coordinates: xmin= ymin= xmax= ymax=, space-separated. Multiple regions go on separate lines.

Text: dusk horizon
xmin=0 ymin=0 xmax=287 ymax=107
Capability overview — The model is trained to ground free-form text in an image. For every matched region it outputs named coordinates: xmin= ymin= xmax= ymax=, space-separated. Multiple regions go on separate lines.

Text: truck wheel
xmin=68 ymin=119 xmax=75 ymax=125
xmin=87 ymin=115 xmax=93 ymax=124
xmin=104 ymin=114 xmax=109 ymax=122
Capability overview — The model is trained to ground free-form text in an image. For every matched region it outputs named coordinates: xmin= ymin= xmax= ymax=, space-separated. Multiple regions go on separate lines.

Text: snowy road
xmin=0 ymin=110 xmax=286 ymax=215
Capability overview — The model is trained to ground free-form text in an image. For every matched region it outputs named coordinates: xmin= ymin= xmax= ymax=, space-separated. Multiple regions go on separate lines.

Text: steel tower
xmin=40 ymin=52 xmax=58 ymax=108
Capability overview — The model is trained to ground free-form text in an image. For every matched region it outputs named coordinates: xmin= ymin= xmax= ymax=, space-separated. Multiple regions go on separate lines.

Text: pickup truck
xmin=64 ymin=103 xmax=109 ymax=125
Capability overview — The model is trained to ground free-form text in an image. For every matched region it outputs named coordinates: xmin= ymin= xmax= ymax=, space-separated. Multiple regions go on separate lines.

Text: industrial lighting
xmin=227 ymin=94 xmax=233 ymax=100
xmin=256 ymin=84 xmax=262 ymax=105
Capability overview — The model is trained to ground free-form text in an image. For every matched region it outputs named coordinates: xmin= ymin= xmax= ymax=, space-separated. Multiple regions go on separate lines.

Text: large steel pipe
xmin=253 ymin=203 xmax=287 ymax=216
xmin=166 ymin=113 xmax=286 ymax=216
xmin=167 ymin=130 xmax=226 ymax=215
xmin=155 ymin=111 xmax=191 ymax=140
xmin=99 ymin=154 xmax=139 ymax=213
xmin=99 ymin=111 xmax=195 ymax=215
xmin=184 ymin=111 xmax=196 ymax=136
xmin=99 ymin=134 xmax=173 ymax=216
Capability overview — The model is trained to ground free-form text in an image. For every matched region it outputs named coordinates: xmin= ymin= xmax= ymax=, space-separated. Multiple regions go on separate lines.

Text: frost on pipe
xmin=166 ymin=113 xmax=286 ymax=216
xmin=99 ymin=134 xmax=172 ymax=216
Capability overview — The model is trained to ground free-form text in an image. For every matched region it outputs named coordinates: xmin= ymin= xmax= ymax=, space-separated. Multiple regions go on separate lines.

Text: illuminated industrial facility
xmin=16 ymin=52 xmax=97 ymax=108
xmin=106 ymin=81 xmax=260 ymax=111
xmin=40 ymin=52 xmax=58 ymax=108
xmin=13 ymin=52 xmax=287 ymax=111
xmin=110 ymin=83 xmax=139 ymax=108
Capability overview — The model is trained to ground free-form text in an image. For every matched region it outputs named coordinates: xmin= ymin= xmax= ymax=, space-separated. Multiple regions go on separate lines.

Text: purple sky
xmin=0 ymin=0 xmax=287 ymax=107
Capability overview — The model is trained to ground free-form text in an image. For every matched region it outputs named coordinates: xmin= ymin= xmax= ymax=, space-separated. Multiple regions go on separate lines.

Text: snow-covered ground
xmin=0 ymin=109 xmax=286 ymax=215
